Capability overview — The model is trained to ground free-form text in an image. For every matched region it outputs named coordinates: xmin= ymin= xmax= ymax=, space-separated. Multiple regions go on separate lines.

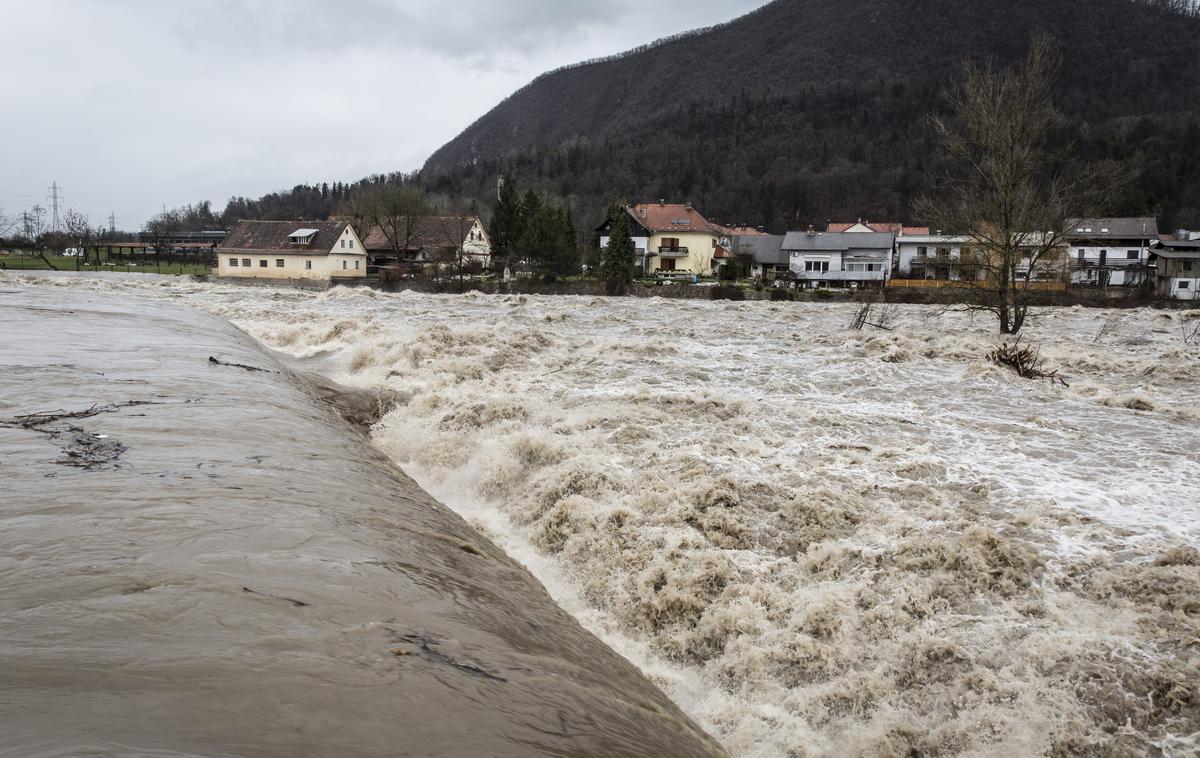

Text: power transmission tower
xmin=108 ymin=213 xmax=117 ymax=234
xmin=47 ymin=182 xmax=62 ymax=232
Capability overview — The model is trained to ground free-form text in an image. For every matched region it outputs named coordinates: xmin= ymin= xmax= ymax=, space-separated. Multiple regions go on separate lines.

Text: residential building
xmin=1151 ymin=230 xmax=1200 ymax=300
xmin=1064 ymin=217 xmax=1158 ymax=289
xmin=598 ymin=202 xmax=725 ymax=276
xmin=896 ymin=234 xmax=974 ymax=280
xmin=729 ymin=234 xmax=787 ymax=279
xmin=596 ymin=211 xmax=653 ymax=276
xmin=783 ymin=227 xmax=895 ymax=288
xmin=216 ymin=220 xmax=367 ymax=281
xmin=362 ymin=216 xmax=491 ymax=271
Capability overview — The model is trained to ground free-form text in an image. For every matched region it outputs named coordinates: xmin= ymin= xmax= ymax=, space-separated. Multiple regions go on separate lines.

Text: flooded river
xmin=3 ymin=272 xmax=1199 ymax=757
xmin=0 ymin=283 xmax=721 ymax=757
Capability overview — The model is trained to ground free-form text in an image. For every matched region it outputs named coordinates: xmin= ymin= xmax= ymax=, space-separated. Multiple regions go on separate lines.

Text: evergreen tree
xmin=488 ymin=171 xmax=523 ymax=268
xmin=598 ymin=211 xmax=634 ymax=295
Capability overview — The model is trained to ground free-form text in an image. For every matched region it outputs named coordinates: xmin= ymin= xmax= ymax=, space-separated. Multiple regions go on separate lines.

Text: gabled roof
xmin=1065 ymin=217 xmax=1158 ymax=239
xmin=783 ymin=230 xmax=895 ymax=252
xmin=220 ymin=220 xmax=350 ymax=253
xmin=362 ymin=217 xmax=486 ymax=252
xmin=827 ymin=221 xmax=929 ymax=235
xmin=629 ymin=203 xmax=721 ymax=234
xmin=731 ymin=234 xmax=786 ymax=265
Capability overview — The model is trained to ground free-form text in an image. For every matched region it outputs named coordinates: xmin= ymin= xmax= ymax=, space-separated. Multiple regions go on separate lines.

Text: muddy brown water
xmin=0 ymin=288 xmax=724 ymax=757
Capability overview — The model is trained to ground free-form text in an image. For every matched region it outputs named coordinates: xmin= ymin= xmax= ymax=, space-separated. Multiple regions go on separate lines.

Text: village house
xmin=216 ymin=220 xmax=366 ymax=281
xmin=1151 ymin=229 xmax=1200 ymax=300
xmin=362 ymin=216 xmax=491 ymax=272
xmin=729 ymin=234 xmax=787 ymax=280
xmin=783 ymin=227 xmax=895 ymax=288
xmin=597 ymin=202 xmax=727 ymax=276
xmin=895 ymin=234 xmax=974 ymax=280
xmin=1065 ymin=217 xmax=1158 ymax=289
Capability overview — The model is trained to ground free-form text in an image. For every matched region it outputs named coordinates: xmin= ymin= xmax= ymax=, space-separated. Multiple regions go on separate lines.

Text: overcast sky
xmin=3 ymin=0 xmax=763 ymax=230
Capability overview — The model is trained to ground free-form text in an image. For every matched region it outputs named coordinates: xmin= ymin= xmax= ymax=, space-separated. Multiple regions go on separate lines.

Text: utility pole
xmin=47 ymin=182 xmax=62 ymax=232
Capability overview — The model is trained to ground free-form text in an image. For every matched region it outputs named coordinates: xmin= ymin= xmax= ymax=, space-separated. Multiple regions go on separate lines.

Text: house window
xmin=229 ymin=258 xmax=238 ymax=267
xmin=242 ymin=258 xmax=251 ymax=267
xmin=1183 ymin=261 xmax=1194 ymax=272
xmin=805 ymin=260 xmax=830 ymax=272
xmin=1077 ymin=249 xmax=1085 ymax=263
xmin=354 ymin=260 xmax=360 ymax=269
xmin=275 ymin=259 xmax=285 ymax=267
xmin=305 ymin=260 xmax=312 ymax=270
xmin=340 ymin=239 xmax=345 ymax=249
xmin=935 ymin=247 xmax=949 ymax=258
xmin=342 ymin=260 xmax=347 ymax=269
xmin=917 ymin=246 xmax=927 ymax=257
xmin=259 ymin=259 xmax=268 ymax=268
xmin=1179 ymin=281 xmax=1191 ymax=290
xmin=1127 ymin=251 xmax=1139 ymax=260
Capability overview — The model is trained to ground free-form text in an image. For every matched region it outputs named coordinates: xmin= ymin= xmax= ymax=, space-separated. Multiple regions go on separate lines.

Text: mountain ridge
xmin=423 ymin=0 xmax=1200 ymax=230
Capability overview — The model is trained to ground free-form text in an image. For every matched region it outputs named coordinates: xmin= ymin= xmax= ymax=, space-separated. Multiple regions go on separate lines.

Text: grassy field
xmin=0 ymin=255 xmax=213 ymax=276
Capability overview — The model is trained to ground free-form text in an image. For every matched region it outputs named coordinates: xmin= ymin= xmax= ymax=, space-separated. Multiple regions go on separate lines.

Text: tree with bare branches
xmin=918 ymin=36 xmax=1128 ymax=334
xmin=358 ymin=185 xmax=435 ymax=266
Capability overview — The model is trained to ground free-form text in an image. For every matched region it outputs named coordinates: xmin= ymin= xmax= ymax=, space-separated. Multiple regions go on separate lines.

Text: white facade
xmin=787 ymin=251 xmax=889 ymax=285
xmin=1067 ymin=243 xmax=1152 ymax=286
xmin=217 ymin=225 xmax=367 ymax=281
xmin=896 ymin=235 xmax=971 ymax=279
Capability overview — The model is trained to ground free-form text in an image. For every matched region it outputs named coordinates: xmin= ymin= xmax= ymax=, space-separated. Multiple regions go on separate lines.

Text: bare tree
xmin=0 ymin=206 xmax=15 ymax=241
xmin=63 ymin=209 xmax=95 ymax=268
xmin=19 ymin=205 xmax=56 ymax=270
xmin=918 ymin=36 xmax=1128 ymax=334
xmin=359 ymin=185 xmax=435 ymax=266
xmin=436 ymin=209 xmax=482 ymax=291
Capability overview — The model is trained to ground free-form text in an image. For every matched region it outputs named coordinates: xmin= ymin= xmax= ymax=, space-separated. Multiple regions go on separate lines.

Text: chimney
xmin=659 ymin=199 xmax=666 ymax=206
xmin=685 ymin=201 xmax=692 ymax=210
xmin=806 ymin=225 xmax=816 ymax=237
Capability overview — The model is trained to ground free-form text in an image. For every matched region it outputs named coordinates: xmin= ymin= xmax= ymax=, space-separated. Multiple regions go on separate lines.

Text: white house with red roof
xmin=597 ymin=202 xmax=731 ymax=276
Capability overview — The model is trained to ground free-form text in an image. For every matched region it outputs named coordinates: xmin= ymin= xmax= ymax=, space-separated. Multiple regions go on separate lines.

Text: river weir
xmin=3 ymin=273 xmax=1199 ymax=757
xmin=0 ymin=286 xmax=723 ymax=758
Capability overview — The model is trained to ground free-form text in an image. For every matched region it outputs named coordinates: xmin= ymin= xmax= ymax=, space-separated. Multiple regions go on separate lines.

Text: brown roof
xmin=827 ymin=221 xmax=929 ymax=235
xmin=220 ymin=220 xmax=349 ymax=253
xmin=628 ymin=203 xmax=721 ymax=235
xmin=362 ymin=216 xmax=483 ymax=252
xmin=712 ymin=223 xmax=769 ymax=237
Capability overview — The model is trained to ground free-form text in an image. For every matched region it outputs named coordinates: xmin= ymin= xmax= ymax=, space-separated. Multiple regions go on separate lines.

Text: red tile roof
xmin=629 ymin=203 xmax=721 ymax=234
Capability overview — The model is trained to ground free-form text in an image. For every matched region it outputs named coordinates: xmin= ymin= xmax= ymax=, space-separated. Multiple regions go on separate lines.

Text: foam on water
xmin=6 ymin=272 xmax=1199 ymax=757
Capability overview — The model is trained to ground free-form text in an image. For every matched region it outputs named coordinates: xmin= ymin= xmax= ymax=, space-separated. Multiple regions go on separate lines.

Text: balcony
xmin=792 ymin=270 xmax=886 ymax=281
xmin=657 ymin=247 xmax=689 ymax=257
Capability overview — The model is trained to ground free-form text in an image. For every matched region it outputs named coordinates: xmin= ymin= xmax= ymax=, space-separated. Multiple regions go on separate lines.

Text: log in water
xmin=0 ymin=288 xmax=724 ymax=758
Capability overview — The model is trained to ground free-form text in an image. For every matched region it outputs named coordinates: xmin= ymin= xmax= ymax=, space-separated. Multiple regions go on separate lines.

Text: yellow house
xmin=628 ymin=202 xmax=724 ymax=276
xmin=216 ymin=220 xmax=367 ymax=281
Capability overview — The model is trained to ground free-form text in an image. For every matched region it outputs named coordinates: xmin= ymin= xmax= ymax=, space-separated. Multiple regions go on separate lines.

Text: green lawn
xmin=0 ymin=255 xmax=212 ymax=276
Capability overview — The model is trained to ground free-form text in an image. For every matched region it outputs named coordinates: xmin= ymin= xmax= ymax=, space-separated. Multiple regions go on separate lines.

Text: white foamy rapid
xmin=7 ymin=271 xmax=1199 ymax=757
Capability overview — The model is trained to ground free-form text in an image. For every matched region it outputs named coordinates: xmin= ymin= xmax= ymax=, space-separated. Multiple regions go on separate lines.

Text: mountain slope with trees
xmin=422 ymin=0 xmax=1200 ymax=231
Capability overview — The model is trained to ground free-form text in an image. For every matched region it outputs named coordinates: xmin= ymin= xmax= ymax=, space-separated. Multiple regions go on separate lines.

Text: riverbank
xmin=0 ymin=286 xmax=723 ymax=758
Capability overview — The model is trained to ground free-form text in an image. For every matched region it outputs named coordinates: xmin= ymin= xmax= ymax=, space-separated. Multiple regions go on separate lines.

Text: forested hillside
xmin=422 ymin=0 xmax=1200 ymax=232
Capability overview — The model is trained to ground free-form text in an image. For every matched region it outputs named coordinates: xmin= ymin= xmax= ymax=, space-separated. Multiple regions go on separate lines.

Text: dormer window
xmin=289 ymin=228 xmax=319 ymax=246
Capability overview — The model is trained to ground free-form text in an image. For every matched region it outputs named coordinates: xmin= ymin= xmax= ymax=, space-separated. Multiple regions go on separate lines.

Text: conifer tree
xmin=488 ymin=171 xmax=523 ymax=269
xmin=598 ymin=210 xmax=634 ymax=295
